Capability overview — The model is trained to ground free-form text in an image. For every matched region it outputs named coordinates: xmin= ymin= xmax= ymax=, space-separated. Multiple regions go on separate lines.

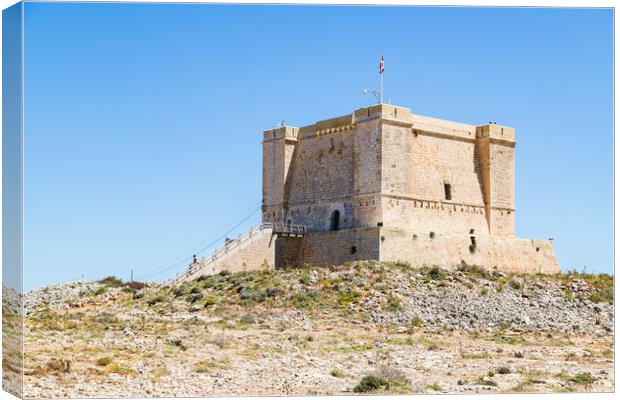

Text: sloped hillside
xmin=22 ymin=262 xmax=614 ymax=397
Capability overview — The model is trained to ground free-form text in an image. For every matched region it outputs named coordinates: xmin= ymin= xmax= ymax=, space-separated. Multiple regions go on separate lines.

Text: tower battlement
xmin=263 ymin=126 xmax=299 ymax=142
xmin=476 ymin=123 xmax=516 ymax=142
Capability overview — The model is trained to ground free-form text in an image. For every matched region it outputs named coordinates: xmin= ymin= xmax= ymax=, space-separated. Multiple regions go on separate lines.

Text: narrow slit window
xmin=444 ymin=183 xmax=452 ymax=200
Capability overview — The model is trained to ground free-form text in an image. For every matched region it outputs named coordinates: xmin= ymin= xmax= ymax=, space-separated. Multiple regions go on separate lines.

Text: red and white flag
xmin=379 ymin=55 xmax=385 ymax=75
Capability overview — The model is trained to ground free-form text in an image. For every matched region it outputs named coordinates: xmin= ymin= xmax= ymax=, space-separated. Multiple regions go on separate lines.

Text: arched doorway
xmin=329 ymin=210 xmax=340 ymax=231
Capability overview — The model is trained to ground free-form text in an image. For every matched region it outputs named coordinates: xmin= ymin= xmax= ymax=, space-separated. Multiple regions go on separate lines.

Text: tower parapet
xmin=262 ymin=126 xmax=298 ymax=223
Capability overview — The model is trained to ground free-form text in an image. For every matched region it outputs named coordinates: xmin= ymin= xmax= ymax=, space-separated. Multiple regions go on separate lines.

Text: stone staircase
xmin=166 ymin=222 xmax=306 ymax=285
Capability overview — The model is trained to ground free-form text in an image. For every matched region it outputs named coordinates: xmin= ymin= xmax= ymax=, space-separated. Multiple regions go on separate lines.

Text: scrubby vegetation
xmin=98 ymin=276 xmax=149 ymax=290
xmin=96 ymin=356 xmax=112 ymax=366
xmin=353 ymin=367 xmax=411 ymax=393
xmin=21 ymin=261 xmax=613 ymax=397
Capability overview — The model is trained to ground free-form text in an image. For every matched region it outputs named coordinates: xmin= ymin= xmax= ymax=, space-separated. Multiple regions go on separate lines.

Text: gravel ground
xmin=19 ymin=262 xmax=614 ymax=398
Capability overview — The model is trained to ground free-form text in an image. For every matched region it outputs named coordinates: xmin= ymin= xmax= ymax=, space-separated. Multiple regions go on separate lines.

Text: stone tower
xmin=262 ymin=103 xmax=559 ymax=274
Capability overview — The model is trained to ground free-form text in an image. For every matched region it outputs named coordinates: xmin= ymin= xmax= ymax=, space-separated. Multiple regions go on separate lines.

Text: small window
xmin=329 ymin=210 xmax=340 ymax=231
xmin=444 ymin=183 xmax=452 ymax=200
xmin=469 ymin=236 xmax=477 ymax=254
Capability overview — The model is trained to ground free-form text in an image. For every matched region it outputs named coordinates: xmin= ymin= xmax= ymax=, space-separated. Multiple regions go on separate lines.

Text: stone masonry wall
xmin=382 ymin=122 xmax=485 ymax=206
xmin=382 ymin=197 xmax=489 ymax=237
xmin=380 ymin=227 xmax=559 ymax=274
xmin=274 ymin=226 xmax=559 ymax=274
xmin=488 ymin=141 xmax=516 ymax=236
xmin=286 ymin=131 xmax=355 ymax=205
xmin=211 ymin=229 xmax=275 ymax=273
xmin=281 ymin=128 xmax=356 ymax=231
xmin=381 ymin=117 xmax=490 ymax=234
xmin=176 ymin=228 xmax=275 ymax=283
xmin=275 ymin=227 xmax=381 ymax=268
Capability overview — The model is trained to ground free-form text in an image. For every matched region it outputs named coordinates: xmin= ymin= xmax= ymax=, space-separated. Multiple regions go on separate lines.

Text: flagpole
xmin=380 ymin=72 xmax=383 ymax=104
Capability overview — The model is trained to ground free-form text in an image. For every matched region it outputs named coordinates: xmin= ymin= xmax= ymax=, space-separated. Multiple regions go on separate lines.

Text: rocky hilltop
xmin=21 ymin=262 xmax=614 ymax=397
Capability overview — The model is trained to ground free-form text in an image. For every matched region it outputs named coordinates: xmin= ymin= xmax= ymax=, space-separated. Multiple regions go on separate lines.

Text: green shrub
xmin=98 ymin=276 xmax=123 ymax=287
xmin=166 ymin=338 xmax=187 ymax=351
xmin=558 ymin=272 xmax=613 ymax=304
xmin=386 ymin=296 xmax=403 ymax=312
xmin=186 ymin=293 xmax=203 ymax=303
xmin=423 ymin=266 xmax=446 ymax=281
xmin=589 ymin=289 xmax=613 ymax=304
xmin=389 ymin=261 xmax=411 ymax=270
xmin=45 ymin=359 xmax=71 ymax=373
xmin=457 ymin=263 xmax=492 ymax=280
xmin=509 ymin=280 xmax=521 ymax=290
xmin=353 ymin=367 xmax=411 ymax=393
xmin=569 ymin=372 xmax=597 ymax=385
xmin=410 ymin=315 xmax=423 ymax=327
xmin=147 ymin=295 xmax=165 ymax=306
xmin=492 ymin=334 xmax=526 ymax=345
xmin=96 ymin=357 xmax=112 ymax=366
xmin=496 ymin=366 xmax=511 ymax=374
xmin=238 ymin=287 xmax=267 ymax=304
xmin=240 ymin=314 xmax=256 ymax=324
xmin=292 ymin=290 xmax=322 ymax=309
xmin=353 ymin=375 xmax=389 ymax=393
xmin=336 ymin=290 xmax=359 ymax=306
xmin=266 ymin=287 xmax=283 ymax=298
xmin=203 ymin=296 xmax=219 ymax=307
xmin=299 ymin=270 xmax=311 ymax=285
xmin=104 ymin=363 xmax=137 ymax=377
xmin=173 ymin=286 xmax=188 ymax=298
xmin=475 ymin=376 xmax=498 ymax=386
xmin=330 ymin=370 xmax=345 ymax=378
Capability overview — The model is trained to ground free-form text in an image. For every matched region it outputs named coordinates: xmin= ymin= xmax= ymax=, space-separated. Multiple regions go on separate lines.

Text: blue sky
xmin=22 ymin=3 xmax=613 ymax=289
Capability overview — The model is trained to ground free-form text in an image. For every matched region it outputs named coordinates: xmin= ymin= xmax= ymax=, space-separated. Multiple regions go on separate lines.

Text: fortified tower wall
xmin=262 ymin=111 xmax=384 ymax=232
xmin=264 ymin=104 xmax=516 ymax=236
xmin=262 ymin=104 xmax=558 ymax=273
